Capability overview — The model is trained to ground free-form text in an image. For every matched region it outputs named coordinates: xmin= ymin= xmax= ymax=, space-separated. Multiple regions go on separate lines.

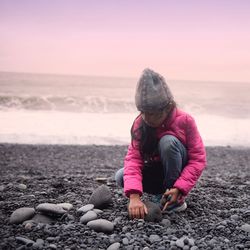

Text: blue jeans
xmin=115 ymin=135 xmax=188 ymax=194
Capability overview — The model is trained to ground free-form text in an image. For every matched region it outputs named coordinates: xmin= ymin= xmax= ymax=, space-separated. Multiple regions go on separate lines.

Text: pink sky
xmin=1 ymin=0 xmax=250 ymax=81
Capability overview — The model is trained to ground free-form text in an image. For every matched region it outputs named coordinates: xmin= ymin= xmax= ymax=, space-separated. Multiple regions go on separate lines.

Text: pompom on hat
xmin=135 ymin=68 xmax=174 ymax=112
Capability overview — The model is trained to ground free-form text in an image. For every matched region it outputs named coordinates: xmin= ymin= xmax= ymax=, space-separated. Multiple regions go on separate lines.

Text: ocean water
xmin=0 ymin=72 xmax=250 ymax=146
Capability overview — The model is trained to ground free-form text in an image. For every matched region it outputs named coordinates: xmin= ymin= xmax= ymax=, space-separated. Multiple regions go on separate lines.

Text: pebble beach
xmin=0 ymin=143 xmax=250 ymax=249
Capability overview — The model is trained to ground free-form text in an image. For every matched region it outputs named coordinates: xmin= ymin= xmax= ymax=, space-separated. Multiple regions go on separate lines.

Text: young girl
xmin=115 ymin=68 xmax=206 ymax=220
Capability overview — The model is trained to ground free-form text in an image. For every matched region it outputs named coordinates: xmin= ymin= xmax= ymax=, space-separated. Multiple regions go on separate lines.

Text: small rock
xmin=122 ymin=237 xmax=129 ymax=245
xmin=190 ymin=246 xmax=198 ymax=250
xmin=241 ymin=224 xmax=250 ymax=233
xmin=36 ymin=203 xmax=67 ymax=216
xmin=89 ymin=185 xmax=112 ymax=209
xmin=80 ymin=211 xmax=97 ymax=224
xmin=230 ymin=214 xmax=239 ymax=220
xmin=15 ymin=236 xmax=35 ymax=247
xmin=95 ymin=177 xmax=108 ymax=183
xmin=87 ymin=219 xmax=114 ymax=233
xmin=107 ymin=242 xmax=121 ymax=250
xmin=23 ymin=220 xmax=36 ymax=231
xmin=176 ymin=238 xmax=185 ymax=248
xmin=57 ymin=203 xmax=73 ymax=211
xmin=49 ymin=244 xmax=57 ymax=249
xmin=160 ymin=218 xmax=171 ymax=227
xmin=17 ymin=184 xmax=27 ymax=190
xmin=149 ymin=234 xmax=161 ymax=243
xmin=0 ymin=185 xmax=5 ymax=191
xmin=77 ymin=204 xmax=94 ymax=215
xmin=93 ymin=208 xmax=103 ymax=214
xmin=144 ymin=201 xmax=162 ymax=222
xmin=10 ymin=207 xmax=35 ymax=224
xmin=31 ymin=214 xmax=55 ymax=224
xmin=33 ymin=239 xmax=44 ymax=249
xmin=188 ymin=238 xmax=195 ymax=246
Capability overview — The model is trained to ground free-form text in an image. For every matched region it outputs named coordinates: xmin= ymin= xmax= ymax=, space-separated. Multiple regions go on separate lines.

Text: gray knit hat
xmin=135 ymin=68 xmax=174 ymax=112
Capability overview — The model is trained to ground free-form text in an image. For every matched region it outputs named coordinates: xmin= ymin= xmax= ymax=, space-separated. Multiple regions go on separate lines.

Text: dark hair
xmin=131 ymin=101 xmax=177 ymax=160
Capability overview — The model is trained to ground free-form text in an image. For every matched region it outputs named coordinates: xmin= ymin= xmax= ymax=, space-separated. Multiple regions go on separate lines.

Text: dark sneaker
xmin=163 ymin=201 xmax=187 ymax=213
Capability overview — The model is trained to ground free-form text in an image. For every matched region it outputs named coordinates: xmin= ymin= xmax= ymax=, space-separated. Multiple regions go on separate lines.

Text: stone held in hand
xmin=36 ymin=203 xmax=67 ymax=217
xmin=144 ymin=201 xmax=162 ymax=222
xmin=87 ymin=219 xmax=114 ymax=233
xmin=10 ymin=207 xmax=35 ymax=224
xmin=80 ymin=210 xmax=97 ymax=224
xmin=88 ymin=184 xmax=112 ymax=209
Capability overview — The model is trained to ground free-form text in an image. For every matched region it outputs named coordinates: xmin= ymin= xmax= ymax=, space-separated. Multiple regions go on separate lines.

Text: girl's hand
xmin=162 ymin=188 xmax=182 ymax=211
xmin=128 ymin=194 xmax=148 ymax=219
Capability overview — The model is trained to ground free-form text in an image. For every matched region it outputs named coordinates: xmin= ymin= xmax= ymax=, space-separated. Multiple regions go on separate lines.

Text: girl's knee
xmin=159 ymin=135 xmax=178 ymax=152
xmin=115 ymin=168 xmax=124 ymax=188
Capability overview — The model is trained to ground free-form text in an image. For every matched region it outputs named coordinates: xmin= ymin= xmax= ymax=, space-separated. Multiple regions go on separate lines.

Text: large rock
xmin=36 ymin=203 xmax=67 ymax=216
xmin=10 ymin=207 xmax=35 ymax=224
xmin=144 ymin=201 xmax=162 ymax=222
xmin=88 ymin=185 xmax=112 ymax=209
xmin=87 ymin=219 xmax=114 ymax=233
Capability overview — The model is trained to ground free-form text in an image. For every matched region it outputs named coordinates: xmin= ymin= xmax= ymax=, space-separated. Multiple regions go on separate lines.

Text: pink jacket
xmin=124 ymin=108 xmax=206 ymax=197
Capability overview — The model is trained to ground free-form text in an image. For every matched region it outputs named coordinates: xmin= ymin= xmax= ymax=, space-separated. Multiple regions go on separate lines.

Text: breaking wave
xmin=0 ymin=95 xmax=135 ymax=113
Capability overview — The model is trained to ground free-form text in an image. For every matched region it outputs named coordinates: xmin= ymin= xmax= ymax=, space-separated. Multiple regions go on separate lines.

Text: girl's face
xmin=141 ymin=109 xmax=168 ymax=128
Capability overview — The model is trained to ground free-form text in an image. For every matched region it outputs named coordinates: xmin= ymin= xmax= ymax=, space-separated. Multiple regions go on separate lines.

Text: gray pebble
xmin=57 ymin=203 xmax=73 ymax=211
xmin=107 ymin=242 xmax=121 ymax=250
xmin=17 ymin=183 xmax=27 ymax=190
xmin=10 ymin=207 xmax=35 ymax=224
xmin=31 ymin=213 xmax=55 ymax=224
xmin=15 ymin=236 xmax=35 ymax=247
xmin=80 ymin=210 xmax=97 ymax=224
xmin=176 ymin=238 xmax=185 ymax=248
xmin=190 ymin=247 xmax=198 ymax=250
xmin=160 ymin=218 xmax=171 ymax=227
xmin=0 ymin=185 xmax=5 ymax=191
xmin=241 ymin=224 xmax=250 ymax=233
xmin=77 ymin=204 xmax=94 ymax=215
xmin=87 ymin=219 xmax=114 ymax=233
xmin=36 ymin=203 xmax=67 ymax=216
xmin=149 ymin=234 xmax=161 ymax=243
xmin=49 ymin=244 xmax=57 ymax=249
xmin=122 ymin=237 xmax=129 ymax=245
xmin=93 ymin=208 xmax=103 ymax=214
xmin=230 ymin=214 xmax=239 ymax=220
xmin=32 ymin=239 xmax=44 ymax=249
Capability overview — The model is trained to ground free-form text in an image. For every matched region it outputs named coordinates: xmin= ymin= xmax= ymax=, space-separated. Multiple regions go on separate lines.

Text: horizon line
xmin=0 ymin=70 xmax=250 ymax=84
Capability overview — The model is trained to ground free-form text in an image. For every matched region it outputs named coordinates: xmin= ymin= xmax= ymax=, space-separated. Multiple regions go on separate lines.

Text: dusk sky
xmin=1 ymin=0 xmax=250 ymax=81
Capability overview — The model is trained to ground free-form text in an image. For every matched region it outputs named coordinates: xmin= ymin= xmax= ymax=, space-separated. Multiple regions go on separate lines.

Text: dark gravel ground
xmin=0 ymin=143 xmax=250 ymax=250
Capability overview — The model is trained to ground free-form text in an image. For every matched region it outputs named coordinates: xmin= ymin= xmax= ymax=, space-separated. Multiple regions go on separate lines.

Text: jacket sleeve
xmin=124 ymin=143 xmax=144 ymax=197
xmin=173 ymin=115 xmax=206 ymax=196
xmin=123 ymin=118 xmax=144 ymax=197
